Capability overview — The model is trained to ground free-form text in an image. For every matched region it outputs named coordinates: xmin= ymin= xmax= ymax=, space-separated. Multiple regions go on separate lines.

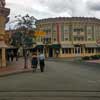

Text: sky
xmin=6 ymin=0 xmax=100 ymax=19
xmin=5 ymin=0 xmax=100 ymax=29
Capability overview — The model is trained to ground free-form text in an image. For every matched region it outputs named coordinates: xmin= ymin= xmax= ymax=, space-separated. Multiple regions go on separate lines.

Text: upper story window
xmin=64 ymin=25 xmax=69 ymax=33
xmin=87 ymin=26 xmax=92 ymax=34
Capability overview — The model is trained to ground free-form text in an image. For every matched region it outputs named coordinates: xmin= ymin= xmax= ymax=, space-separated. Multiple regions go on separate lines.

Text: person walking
xmin=31 ymin=52 xmax=38 ymax=72
xmin=56 ymin=50 xmax=59 ymax=57
xmin=39 ymin=52 xmax=45 ymax=72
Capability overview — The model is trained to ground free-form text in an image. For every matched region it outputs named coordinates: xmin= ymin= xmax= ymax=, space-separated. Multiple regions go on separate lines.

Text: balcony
xmin=72 ymin=41 xmax=86 ymax=44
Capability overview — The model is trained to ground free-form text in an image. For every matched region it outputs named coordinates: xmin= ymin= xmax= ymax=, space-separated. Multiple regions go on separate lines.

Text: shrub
xmin=90 ymin=55 xmax=100 ymax=60
xmin=82 ymin=56 xmax=90 ymax=60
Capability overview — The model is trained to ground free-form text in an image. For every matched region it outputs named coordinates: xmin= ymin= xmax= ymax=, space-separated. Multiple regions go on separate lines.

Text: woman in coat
xmin=31 ymin=53 xmax=38 ymax=72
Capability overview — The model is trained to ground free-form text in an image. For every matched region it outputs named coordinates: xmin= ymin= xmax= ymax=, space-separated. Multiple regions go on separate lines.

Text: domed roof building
xmin=36 ymin=17 xmax=100 ymax=58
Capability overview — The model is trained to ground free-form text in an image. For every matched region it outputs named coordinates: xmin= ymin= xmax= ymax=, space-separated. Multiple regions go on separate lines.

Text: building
xmin=0 ymin=0 xmax=10 ymax=67
xmin=36 ymin=17 xmax=100 ymax=58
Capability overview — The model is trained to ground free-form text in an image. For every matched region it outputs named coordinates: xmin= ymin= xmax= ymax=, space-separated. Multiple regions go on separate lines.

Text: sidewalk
xmin=0 ymin=58 xmax=32 ymax=77
xmin=86 ymin=59 xmax=100 ymax=64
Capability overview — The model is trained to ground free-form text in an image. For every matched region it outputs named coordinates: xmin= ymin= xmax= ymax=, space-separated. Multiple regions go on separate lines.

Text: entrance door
xmin=49 ymin=48 xmax=53 ymax=57
xmin=75 ymin=47 xmax=81 ymax=56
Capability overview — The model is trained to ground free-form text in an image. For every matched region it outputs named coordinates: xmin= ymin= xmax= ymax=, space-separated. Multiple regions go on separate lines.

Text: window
xmin=69 ymin=48 xmax=71 ymax=54
xmin=87 ymin=26 xmax=92 ymax=34
xmin=64 ymin=25 xmax=69 ymax=32
xmin=65 ymin=38 xmax=68 ymax=41
xmin=62 ymin=48 xmax=68 ymax=54
xmin=88 ymin=48 xmax=91 ymax=53
xmin=53 ymin=38 xmax=56 ymax=41
xmin=62 ymin=48 xmax=64 ymax=54
xmin=88 ymin=38 xmax=92 ymax=41
xmin=65 ymin=49 xmax=68 ymax=53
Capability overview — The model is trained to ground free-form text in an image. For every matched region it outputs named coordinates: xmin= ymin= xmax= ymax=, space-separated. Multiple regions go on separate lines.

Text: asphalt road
xmin=0 ymin=60 xmax=100 ymax=99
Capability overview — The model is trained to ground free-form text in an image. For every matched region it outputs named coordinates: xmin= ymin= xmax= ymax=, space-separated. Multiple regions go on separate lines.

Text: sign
xmin=34 ymin=31 xmax=46 ymax=36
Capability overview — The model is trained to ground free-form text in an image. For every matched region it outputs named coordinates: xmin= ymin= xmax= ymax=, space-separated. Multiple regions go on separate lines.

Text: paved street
xmin=0 ymin=60 xmax=100 ymax=99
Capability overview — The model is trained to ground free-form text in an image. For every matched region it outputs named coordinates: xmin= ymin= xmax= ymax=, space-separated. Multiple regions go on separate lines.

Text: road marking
xmin=88 ymin=80 xmax=97 ymax=84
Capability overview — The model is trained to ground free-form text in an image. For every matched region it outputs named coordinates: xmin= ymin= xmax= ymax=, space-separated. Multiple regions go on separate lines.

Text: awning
xmin=29 ymin=48 xmax=37 ymax=52
xmin=61 ymin=44 xmax=74 ymax=48
xmin=52 ymin=44 xmax=61 ymax=49
xmin=85 ymin=43 xmax=97 ymax=48
xmin=36 ymin=45 xmax=44 ymax=49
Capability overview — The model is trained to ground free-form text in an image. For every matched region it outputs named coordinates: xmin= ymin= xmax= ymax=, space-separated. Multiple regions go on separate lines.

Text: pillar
xmin=71 ymin=48 xmax=73 ymax=57
xmin=59 ymin=48 xmax=62 ymax=57
xmin=52 ymin=49 xmax=55 ymax=57
xmin=1 ymin=48 xmax=6 ymax=67
xmin=46 ymin=48 xmax=48 ymax=58
xmin=0 ymin=1 xmax=10 ymax=68
xmin=94 ymin=48 xmax=96 ymax=54
xmin=73 ymin=48 xmax=75 ymax=54
xmin=83 ymin=46 xmax=85 ymax=56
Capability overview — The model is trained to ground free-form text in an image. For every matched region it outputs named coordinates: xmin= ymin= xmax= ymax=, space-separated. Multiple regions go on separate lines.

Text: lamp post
xmin=23 ymin=46 xmax=27 ymax=69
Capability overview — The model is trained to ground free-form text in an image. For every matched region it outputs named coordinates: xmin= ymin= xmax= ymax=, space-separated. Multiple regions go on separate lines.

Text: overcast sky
xmin=5 ymin=0 xmax=100 ymax=28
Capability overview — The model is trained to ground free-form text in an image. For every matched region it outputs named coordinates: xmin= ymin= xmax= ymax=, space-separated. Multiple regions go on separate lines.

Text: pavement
xmin=86 ymin=60 xmax=100 ymax=64
xmin=0 ymin=60 xmax=100 ymax=99
xmin=0 ymin=57 xmax=100 ymax=77
xmin=0 ymin=57 xmax=32 ymax=77
xmin=47 ymin=57 xmax=100 ymax=64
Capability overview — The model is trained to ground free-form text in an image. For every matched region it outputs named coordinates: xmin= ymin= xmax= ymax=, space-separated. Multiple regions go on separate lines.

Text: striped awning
xmin=61 ymin=44 xmax=74 ymax=48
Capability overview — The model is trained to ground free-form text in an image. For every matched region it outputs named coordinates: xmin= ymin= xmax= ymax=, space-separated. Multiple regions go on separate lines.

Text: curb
xmin=46 ymin=59 xmax=100 ymax=67
xmin=0 ymin=69 xmax=32 ymax=77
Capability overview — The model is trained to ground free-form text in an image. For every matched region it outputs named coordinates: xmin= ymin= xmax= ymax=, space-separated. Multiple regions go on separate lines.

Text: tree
xmin=10 ymin=31 xmax=23 ymax=47
xmin=11 ymin=14 xmax=37 ymax=48
xmin=10 ymin=14 xmax=37 ymax=69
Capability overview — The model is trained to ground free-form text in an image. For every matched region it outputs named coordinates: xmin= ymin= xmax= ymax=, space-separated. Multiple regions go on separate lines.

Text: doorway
xmin=49 ymin=48 xmax=53 ymax=57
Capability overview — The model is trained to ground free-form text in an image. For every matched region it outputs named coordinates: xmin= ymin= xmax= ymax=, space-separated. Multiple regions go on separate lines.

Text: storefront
xmin=59 ymin=44 xmax=98 ymax=58
xmin=48 ymin=44 xmax=61 ymax=57
xmin=60 ymin=44 xmax=74 ymax=57
xmin=85 ymin=43 xmax=97 ymax=56
xmin=36 ymin=45 xmax=44 ymax=53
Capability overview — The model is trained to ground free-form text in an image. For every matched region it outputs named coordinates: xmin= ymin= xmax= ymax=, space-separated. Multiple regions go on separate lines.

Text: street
xmin=0 ymin=60 xmax=100 ymax=99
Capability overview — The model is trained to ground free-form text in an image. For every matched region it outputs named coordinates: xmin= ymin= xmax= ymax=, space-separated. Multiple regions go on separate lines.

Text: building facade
xmin=0 ymin=0 xmax=10 ymax=67
xmin=36 ymin=17 xmax=100 ymax=58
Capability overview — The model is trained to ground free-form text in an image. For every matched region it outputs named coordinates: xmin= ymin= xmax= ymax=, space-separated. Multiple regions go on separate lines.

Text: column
xmin=70 ymin=48 xmax=73 ymax=57
xmin=83 ymin=46 xmax=85 ymax=56
xmin=94 ymin=48 xmax=96 ymax=54
xmin=74 ymin=48 xmax=75 ymax=55
xmin=71 ymin=48 xmax=73 ymax=54
xmin=1 ymin=48 xmax=6 ymax=67
xmin=52 ymin=49 xmax=55 ymax=57
xmin=46 ymin=48 xmax=48 ymax=58
xmin=59 ymin=48 xmax=62 ymax=57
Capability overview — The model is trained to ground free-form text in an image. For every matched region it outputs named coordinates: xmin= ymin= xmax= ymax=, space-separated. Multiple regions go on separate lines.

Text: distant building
xmin=36 ymin=17 xmax=100 ymax=58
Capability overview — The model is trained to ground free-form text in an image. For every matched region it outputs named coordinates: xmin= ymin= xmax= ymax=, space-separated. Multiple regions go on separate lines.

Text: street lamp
xmin=23 ymin=45 xmax=28 ymax=69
